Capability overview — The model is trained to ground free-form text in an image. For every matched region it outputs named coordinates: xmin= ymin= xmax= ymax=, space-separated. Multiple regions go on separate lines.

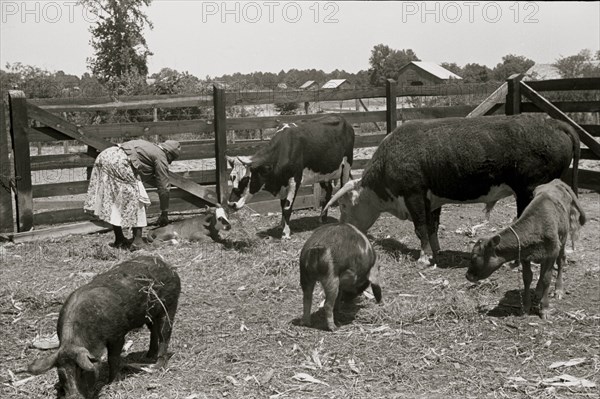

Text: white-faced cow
xmin=323 ymin=114 xmax=580 ymax=267
xmin=227 ymin=115 xmax=355 ymax=238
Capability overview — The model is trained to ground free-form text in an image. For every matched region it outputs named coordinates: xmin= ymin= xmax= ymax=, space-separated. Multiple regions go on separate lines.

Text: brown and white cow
xmin=323 ymin=114 xmax=580 ymax=266
xmin=227 ymin=115 xmax=354 ymax=238
xmin=466 ymin=179 xmax=586 ymax=319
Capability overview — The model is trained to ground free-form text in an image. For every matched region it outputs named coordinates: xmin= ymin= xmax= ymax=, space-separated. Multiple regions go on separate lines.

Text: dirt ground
xmin=1 ymin=191 xmax=598 ymax=399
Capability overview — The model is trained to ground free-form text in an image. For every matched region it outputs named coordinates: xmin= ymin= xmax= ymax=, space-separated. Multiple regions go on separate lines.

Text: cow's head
xmin=212 ymin=205 xmax=231 ymax=231
xmin=28 ymin=346 xmax=99 ymax=399
xmin=227 ymin=156 xmax=272 ymax=211
xmin=322 ymin=179 xmax=382 ymax=233
xmin=466 ymin=235 xmax=504 ymax=282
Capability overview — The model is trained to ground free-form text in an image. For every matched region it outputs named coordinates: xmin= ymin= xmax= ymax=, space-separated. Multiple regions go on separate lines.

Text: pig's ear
xmin=28 ymin=352 xmax=59 ymax=375
xmin=73 ymin=347 xmax=96 ymax=371
xmin=490 ymin=235 xmax=502 ymax=246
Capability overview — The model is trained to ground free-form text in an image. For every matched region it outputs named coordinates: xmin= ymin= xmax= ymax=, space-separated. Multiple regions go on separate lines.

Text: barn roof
xmin=321 ymin=79 xmax=349 ymax=89
xmin=524 ymin=64 xmax=562 ymax=80
xmin=299 ymin=80 xmax=318 ymax=89
xmin=402 ymin=62 xmax=463 ymax=80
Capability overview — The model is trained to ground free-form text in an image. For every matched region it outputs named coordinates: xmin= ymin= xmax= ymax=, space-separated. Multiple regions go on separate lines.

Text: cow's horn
xmin=237 ymin=155 xmax=253 ymax=166
xmin=322 ymin=179 xmax=361 ymax=212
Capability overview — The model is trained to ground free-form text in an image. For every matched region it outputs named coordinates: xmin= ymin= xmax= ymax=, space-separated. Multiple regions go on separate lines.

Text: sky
xmin=1 ymin=1 xmax=599 ymax=78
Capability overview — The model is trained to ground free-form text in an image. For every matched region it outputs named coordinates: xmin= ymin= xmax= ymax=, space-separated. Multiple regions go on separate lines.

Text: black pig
xmin=28 ymin=255 xmax=181 ymax=398
xmin=300 ymin=223 xmax=382 ymax=331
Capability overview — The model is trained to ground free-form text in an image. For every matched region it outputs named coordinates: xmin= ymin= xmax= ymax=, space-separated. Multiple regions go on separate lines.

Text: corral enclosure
xmin=0 ymin=77 xmax=599 ymax=398
xmin=1 ymin=76 xmax=599 ymax=237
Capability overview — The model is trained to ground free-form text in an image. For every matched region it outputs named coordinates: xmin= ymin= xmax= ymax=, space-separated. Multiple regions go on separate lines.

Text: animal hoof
xmin=300 ymin=318 xmax=312 ymax=327
xmin=325 ymin=323 xmax=337 ymax=332
xmin=553 ymin=290 xmax=564 ymax=300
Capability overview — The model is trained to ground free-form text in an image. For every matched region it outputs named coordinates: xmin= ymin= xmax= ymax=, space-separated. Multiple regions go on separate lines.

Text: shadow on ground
xmin=257 ymin=215 xmax=337 ymax=239
xmin=374 ymin=238 xmax=470 ymax=269
xmin=291 ymin=300 xmax=366 ymax=331
xmin=486 ymin=289 xmax=541 ymax=318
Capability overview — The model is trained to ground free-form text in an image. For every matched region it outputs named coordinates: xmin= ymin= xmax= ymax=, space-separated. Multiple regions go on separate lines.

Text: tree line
xmin=1 ymin=0 xmax=598 ymax=100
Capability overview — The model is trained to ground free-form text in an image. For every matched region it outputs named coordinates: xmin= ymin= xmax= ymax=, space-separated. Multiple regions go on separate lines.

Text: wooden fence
xmin=1 ymin=77 xmax=598 ymax=238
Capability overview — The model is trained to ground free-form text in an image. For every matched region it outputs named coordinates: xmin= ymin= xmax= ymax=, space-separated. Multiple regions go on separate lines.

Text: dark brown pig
xmin=300 ymin=223 xmax=382 ymax=331
xmin=28 ymin=255 xmax=181 ymax=398
xmin=149 ymin=206 xmax=231 ymax=244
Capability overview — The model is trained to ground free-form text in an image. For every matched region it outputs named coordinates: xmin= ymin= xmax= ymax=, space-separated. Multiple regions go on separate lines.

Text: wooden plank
xmin=521 ymin=101 xmax=600 ymax=113
xmin=581 ymin=149 xmax=600 ymax=160
xmin=27 ymin=102 xmax=114 ymax=151
xmin=28 ymin=119 xmax=214 ymax=142
xmin=244 ymin=194 xmax=315 ymax=215
xmin=581 ymin=125 xmax=600 ymax=137
xmin=505 ymin=74 xmax=523 ymax=115
xmin=32 ymin=95 xmax=213 ymax=112
xmin=8 ymin=91 xmax=34 ymax=232
xmin=213 ymin=84 xmax=228 ymax=203
xmin=32 ymin=169 xmax=220 ymax=198
xmin=400 ymin=105 xmax=476 ymax=120
xmin=526 ymin=77 xmax=600 ymax=92
xmin=0 ymin=99 xmax=14 ymax=233
xmin=5 ymin=220 xmax=111 ymax=243
xmin=466 ymin=82 xmax=508 ymax=118
xmin=29 ymin=83 xmax=498 ymax=112
xmin=563 ymin=168 xmax=600 ymax=193
xmin=520 ymin=81 xmax=600 ymax=157
xmin=386 ymin=79 xmax=397 ymax=133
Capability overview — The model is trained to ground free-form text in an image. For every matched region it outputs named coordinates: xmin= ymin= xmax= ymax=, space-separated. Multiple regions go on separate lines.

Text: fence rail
xmin=1 ymin=77 xmax=599 ymax=236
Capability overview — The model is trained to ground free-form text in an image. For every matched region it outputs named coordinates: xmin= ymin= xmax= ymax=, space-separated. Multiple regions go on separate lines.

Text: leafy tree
xmin=150 ymin=68 xmax=201 ymax=95
xmin=83 ymin=0 xmax=153 ymax=94
xmin=462 ymin=63 xmax=493 ymax=83
xmin=554 ymin=49 xmax=600 ymax=78
xmin=368 ymin=44 xmax=419 ymax=86
xmin=492 ymin=54 xmax=535 ymax=81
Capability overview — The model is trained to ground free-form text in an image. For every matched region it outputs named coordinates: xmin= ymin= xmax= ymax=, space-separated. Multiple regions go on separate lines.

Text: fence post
xmin=0 ymin=98 xmax=15 ymax=233
xmin=505 ymin=73 xmax=524 ymax=115
xmin=8 ymin=91 xmax=33 ymax=232
xmin=213 ymin=84 xmax=228 ymax=204
xmin=386 ymin=79 xmax=397 ymax=134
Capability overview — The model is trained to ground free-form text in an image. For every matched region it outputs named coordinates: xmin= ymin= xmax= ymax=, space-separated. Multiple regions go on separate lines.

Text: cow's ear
xmin=226 ymin=156 xmax=236 ymax=168
xmin=490 ymin=235 xmax=501 ymax=246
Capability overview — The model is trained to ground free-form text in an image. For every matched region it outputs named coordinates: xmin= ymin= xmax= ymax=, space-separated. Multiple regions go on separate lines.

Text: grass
xmin=1 ymin=194 xmax=599 ymax=398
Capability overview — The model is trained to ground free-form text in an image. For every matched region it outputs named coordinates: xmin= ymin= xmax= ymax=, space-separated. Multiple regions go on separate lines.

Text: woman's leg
xmin=112 ymin=225 xmax=129 ymax=248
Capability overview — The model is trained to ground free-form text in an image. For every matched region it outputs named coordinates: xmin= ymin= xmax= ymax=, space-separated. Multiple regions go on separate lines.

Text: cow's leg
xmin=280 ymin=178 xmax=300 ymax=239
xmin=537 ymin=258 xmax=555 ymax=319
xmin=515 ymin=190 xmax=534 ymax=218
xmin=319 ymin=181 xmax=333 ymax=223
xmin=429 ymin=207 xmax=442 ymax=256
xmin=521 ymin=260 xmax=533 ymax=315
xmin=554 ymin=245 xmax=566 ymax=300
xmin=405 ymin=194 xmax=435 ymax=266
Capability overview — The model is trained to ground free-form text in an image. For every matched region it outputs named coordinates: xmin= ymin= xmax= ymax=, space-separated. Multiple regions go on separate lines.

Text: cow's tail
xmin=562 ymin=122 xmax=580 ymax=197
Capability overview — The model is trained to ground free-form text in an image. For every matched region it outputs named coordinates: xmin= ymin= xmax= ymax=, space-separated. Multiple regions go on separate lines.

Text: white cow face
xmin=227 ymin=156 xmax=252 ymax=189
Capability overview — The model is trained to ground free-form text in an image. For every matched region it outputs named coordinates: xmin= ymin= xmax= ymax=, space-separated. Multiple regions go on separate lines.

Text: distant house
xmin=277 ymin=83 xmax=288 ymax=90
xmin=321 ymin=79 xmax=352 ymax=89
xmin=524 ymin=64 xmax=562 ymax=81
xmin=299 ymin=80 xmax=319 ymax=90
xmin=397 ymin=61 xmax=462 ymax=86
